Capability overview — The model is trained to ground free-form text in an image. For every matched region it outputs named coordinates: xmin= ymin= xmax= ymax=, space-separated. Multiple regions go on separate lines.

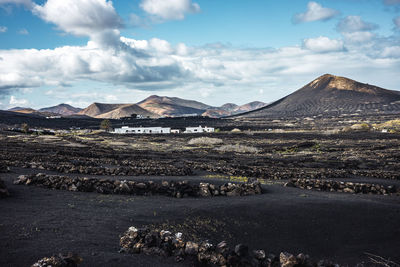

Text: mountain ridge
xmin=235 ymin=74 xmax=400 ymax=118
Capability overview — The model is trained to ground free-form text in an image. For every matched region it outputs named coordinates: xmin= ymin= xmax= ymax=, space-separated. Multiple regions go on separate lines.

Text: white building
xmin=113 ymin=126 xmax=171 ymax=134
xmin=171 ymin=129 xmax=181 ymax=134
xmin=184 ymin=126 xmax=215 ymax=133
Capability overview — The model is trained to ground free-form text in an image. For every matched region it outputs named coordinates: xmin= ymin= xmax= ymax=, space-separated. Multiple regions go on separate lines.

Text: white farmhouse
xmin=184 ymin=126 xmax=215 ymax=133
xmin=113 ymin=126 xmax=171 ymax=134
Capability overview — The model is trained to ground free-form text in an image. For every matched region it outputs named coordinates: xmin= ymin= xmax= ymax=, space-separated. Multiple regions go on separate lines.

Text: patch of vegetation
xmin=21 ymin=123 xmax=29 ymax=134
xmin=188 ymin=137 xmax=223 ymax=146
xmin=215 ymin=144 xmax=260 ymax=153
xmin=100 ymin=119 xmax=112 ymax=131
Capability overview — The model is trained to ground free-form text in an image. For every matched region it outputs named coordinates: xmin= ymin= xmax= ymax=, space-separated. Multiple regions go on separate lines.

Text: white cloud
xmin=0 ymin=26 xmax=7 ymax=33
xmin=342 ymin=31 xmax=375 ymax=43
xmin=140 ymin=0 xmax=200 ymax=21
xmin=294 ymin=2 xmax=338 ymax=23
xmin=32 ymin=0 xmax=122 ymax=37
xmin=394 ymin=16 xmax=400 ymax=29
xmin=382 ymin=46 xmax=400 ymax=58
xmin=17 ymin=28 xmax=28 ymax=35
xmin=1 ymin=33 xmax=400 ymax=103
xmin=337 ymin=16 xmax=378 ymax=33
xmin=303 ymin=36 xmax=345 ymax=53
xmin=9 ymin=95 xmax=28 ymax=106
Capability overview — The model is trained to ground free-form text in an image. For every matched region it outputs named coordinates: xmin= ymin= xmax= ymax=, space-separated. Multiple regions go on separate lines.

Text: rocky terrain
xmin=119 ymin=226 xmax=339 ymax=267
xmin=0 ymin=120 xmax=400 ymax=266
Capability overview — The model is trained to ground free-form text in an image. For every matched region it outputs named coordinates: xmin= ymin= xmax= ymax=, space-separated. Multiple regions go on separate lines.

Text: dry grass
xmin=188 ymin=137 xmax=223 ymax=146
xmin=216 ymin=144 xmax=260 ymax=154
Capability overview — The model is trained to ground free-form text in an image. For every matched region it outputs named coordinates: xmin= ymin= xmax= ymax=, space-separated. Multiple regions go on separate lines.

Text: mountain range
xmin=235 ymin=74 xmax=400 ymax=118
xmin=7 ymin=96 xmax=267 ymax=119
xmin=7 ymin=74 xmax=400 ymax=119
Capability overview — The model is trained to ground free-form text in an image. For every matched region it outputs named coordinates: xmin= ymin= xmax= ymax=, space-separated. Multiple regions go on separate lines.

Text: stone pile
xmin=14 ymin=174 xmax=262 ymax=198
xmin=285 ymin=178 xmax=399 ymax=195
xmin=119 ymin=226 xmax=339 ymax=267
xmin=0 ymin=178 xmax=9 ymax=197
xmin=31 ymin=253 xmax=82 ymax=267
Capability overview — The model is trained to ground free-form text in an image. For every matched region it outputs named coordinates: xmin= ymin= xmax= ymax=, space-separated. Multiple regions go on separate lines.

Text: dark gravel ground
xmin=1 ymin=168 xmax=399 ymax=267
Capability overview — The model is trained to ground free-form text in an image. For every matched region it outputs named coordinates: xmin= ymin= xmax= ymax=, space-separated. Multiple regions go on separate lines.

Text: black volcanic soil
xmin=1 ymin=168 xmax=400 ymax=267
xmin=1 ymin=129 xmax=400 ymax=266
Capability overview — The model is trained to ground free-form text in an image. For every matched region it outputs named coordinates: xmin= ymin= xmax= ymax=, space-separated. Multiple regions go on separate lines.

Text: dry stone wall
xmin=14 ymin=174 xmax=262 ymax=198
xmin=119 ymin=226 xmax=340 ymax=267
xmin=285 ymin=178 xmax=399 ymax=195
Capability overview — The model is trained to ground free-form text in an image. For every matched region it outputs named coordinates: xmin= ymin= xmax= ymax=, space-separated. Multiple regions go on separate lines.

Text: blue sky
xmin=0 ymin=0 xmax=400 ymax=109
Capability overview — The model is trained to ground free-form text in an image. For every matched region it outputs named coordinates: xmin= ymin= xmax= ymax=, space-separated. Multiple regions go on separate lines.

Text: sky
xmin=0 ymin=0 xmax=400 ymax=109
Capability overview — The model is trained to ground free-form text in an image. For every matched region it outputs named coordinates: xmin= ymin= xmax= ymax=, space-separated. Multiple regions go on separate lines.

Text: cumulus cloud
xmin=0 ymin=26 xmax=7 ymax=33
xmin=293 ymin=2 xmax=338 ymax=23
xmin=303 ymin=36 xmax=345 ymax=53
xmin=140 ymin=0 xmax=200 ymax=21
xmin=1 ymin=33 xmax=400 ymax=101
xmin=1 ymin=0 xmax=400 ymax=105
xmin=337 ymin=16 xmax=378 ymax=33
xmin=32 ymin=0 xmax=122 ymax=37
xmin=342 ymin=31 xmax=375 ymax=43
xmin=9 ymin=95 xmax=28 ymax=106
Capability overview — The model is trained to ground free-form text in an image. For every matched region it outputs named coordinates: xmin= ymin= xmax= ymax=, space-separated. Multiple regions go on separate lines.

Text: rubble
xmin=0 ymin=178 xmax=9 ymax=197
xmin=119 ymin=226 xmax=339 ymax=267
xmin=285 ymin=178 xmax=400 ymax=195
xmin=14 ymin=173 xmax=263 ymax=198
xmin=31 ymin=253 xmax=82 ymax=267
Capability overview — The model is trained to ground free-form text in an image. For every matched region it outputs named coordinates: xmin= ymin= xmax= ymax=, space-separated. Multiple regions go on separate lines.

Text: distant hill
xmin=5 ymin=95 xmax=269 ymax=119
xmin=220 ymin=103 xmax=239 ymax=111
xmin=234 ymin=101 xmax=268 ymax=113
xmin=38 ymin=103 xmax=81 ymax=116
xmin=202 ymin=101 xmax=267 ymax=118
xmin=78 ymin=103 xmax=156 ymax=119
xmin=8 ymin=107 xmax=37 ymax=114
xmin=235 ymin=74 xmax=400 ymax=118
xmin=137 ymin=95 xmax=212 ymax=117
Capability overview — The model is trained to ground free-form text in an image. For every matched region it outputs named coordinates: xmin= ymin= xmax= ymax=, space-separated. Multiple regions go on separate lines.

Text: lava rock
xmin=31 ymin=253 xmax=82 ymax=267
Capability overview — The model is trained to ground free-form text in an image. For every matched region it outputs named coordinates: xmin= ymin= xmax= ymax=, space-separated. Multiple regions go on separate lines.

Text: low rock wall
xmin=285 ymin=178 xmax=399 ymax=195
xmin=14 ymin=174 xmax=262 ymax=198
xmin=119 ymin=226 xmax=339 ymax=267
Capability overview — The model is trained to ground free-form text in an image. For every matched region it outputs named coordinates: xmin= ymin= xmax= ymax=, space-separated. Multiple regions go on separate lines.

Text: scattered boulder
xmin=280 ymin=252 xmax=298 ymax=267
xmin=31 ymin=253 xmax=82 ymax=267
